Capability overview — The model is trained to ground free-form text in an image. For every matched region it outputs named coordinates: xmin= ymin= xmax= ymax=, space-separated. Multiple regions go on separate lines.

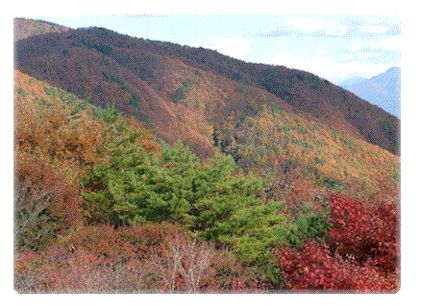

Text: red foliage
xmin=276 ymin=195 xmax=399 ymax=292
xmin=15 ymin=252 xmax=39 ymax=271
xmin=16 ymin=158 xmax=81 ymax=229
xmin=328 ymin=195 xmax=398 ymax=272
xmin=65 ymin=223 xmax=182 ymax=264
xmin=276 ymin=241 xmax=397 ymax=291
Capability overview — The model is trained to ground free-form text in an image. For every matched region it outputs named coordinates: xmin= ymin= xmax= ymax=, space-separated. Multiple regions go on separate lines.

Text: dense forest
xmin=14 ymin=19 xmax=399 ymax=293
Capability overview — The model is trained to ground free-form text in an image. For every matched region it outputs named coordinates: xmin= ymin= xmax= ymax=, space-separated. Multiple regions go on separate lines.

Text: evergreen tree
xmin=82 ymin=106 xmax=286 ymax=273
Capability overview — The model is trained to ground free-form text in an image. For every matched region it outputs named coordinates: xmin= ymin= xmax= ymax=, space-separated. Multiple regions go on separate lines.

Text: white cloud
xmin=285 ymin=16 xmax=348 ymax=36
xmin=338 ymin=38 xmax=401 ymax=65
xmin=358 ymin=24 xmax=389 ymax=35
xmin=349 ymin=42 xmax=362 ymax=52
xmin=371 ymin=37 xmax=401 ymax=51
xmin=266 ymin=53 xmax=392 ymax=83
xmin=259 ymin=16 xmax=400 ymax=38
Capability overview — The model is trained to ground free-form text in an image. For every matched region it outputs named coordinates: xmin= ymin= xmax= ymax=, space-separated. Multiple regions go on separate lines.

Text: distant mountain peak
xmin=339 ymin=67 xmax=400 ymax=118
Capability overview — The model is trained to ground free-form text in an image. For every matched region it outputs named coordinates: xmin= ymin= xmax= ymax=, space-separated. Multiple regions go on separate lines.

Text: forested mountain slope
xmin=15 ymin=23 xmax=399 ymax=154
xmin=13 ymin=17 xmax=400 ymax=292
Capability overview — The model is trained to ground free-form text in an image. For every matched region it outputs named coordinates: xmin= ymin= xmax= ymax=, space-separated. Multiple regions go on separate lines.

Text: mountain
xmin=13 ymin=19 xmax=400 ymax=292
xmin=14 ymin=69 xmax=400 ymax=292
xmin=14 ymin=20 xmax=399 ymax=155
xmin=340 ymin=67 xmax=401 ymax=118
xmin=14 ymin=17 xmax=70 ymax=41
xmin=14 ymin=68 xmax=398 ymax=207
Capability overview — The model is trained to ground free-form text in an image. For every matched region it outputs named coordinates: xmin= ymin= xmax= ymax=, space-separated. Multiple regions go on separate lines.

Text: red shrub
xmin=276 ymin=241 xmax=397 ymax=291
xmin=328 ymin=195 xmax=398 ymax=272
xmin=276 ymin=195 xmax=399 ymax=292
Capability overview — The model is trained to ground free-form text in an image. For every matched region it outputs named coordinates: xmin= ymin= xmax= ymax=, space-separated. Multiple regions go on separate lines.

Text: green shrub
xmin=276 ymin=203 xmax=330 ymax=248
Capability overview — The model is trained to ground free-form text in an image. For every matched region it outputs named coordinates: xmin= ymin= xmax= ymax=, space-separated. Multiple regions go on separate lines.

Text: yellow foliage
xmin=241 ymin=105 xmax=399 ymax=190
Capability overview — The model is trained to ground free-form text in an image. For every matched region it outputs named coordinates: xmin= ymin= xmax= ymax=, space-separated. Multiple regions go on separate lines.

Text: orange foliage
xmin=15 ymin=71 xmax=162 ymax=182
xmin=16 ymin=157 xmax=81 ymax=228
xmin=15 ymin=71 xmax=104 ymax=182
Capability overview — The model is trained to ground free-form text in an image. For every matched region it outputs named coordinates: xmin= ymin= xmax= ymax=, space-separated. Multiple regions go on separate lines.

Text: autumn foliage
xmin=15 ymin=24 xmax=399 ymax=155
xmin=276 ymin=195 xmax=399 ymax=292
xmin=14 ymin=69 xmax=399 ymax=292
xmin=15 ymin=224 xmax=249 ymax=293
xmin=15 ymin=157 xmax=81 ymax=252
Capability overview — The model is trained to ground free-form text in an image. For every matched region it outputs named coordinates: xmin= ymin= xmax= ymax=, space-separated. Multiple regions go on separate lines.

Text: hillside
xmin=15 ymin=23 xmax=399 ymax=155
xmin=340 ymin=67 xmax=401 ymax=118
xmin=14 ymin=19 xmax=400 ymax=292
xmin=14 ymin=18 xmax=70 ymax=41
xmin=14 ymin=67 xmax=398 ymax=205
xmin=14 ymin=70 xmax=400 ymax=292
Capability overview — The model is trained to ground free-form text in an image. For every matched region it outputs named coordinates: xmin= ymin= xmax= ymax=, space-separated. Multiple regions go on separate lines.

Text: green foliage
xmin=103 ymin=71 xmax=125 ymax=86
xmin=314 ymin=157 xmax=325 ymax=165
xmin=171 ymin=78 xmax=193 ymax=103
xmin=33 ymin=26 xmax=46 ymax=35
xmin=102 ymin=72 xmax=141 ymax=107
xmin=17 ymin=88 xmax=26 ymax=97
xmin=135 ymin=113 xmax=153 ymax=126
xmin=330 ymin=127 xmax=338 ymax=141
xmin=340 ymin=137 xmax=355 ymax=150
xmin=393 ymin=171 xmax=400 ymax=182
xmin=379 ymin=119 xmax=394 ymax=138
xmin=82 ymin=40 xmax=112 ymax=55
xmin=231 ymin=72 xmax=242 ymax=81
xmin=82 ymin=108 xmax=286 ymax=274
xmin=129 ymin=92 xmax=141 ymax=107
xmin=34 ymin=97 xmax=47 ymax=106
xmin=296 ymin=72 xmax=305 ymax=81
xmin=44 ymin=85 xmax=58 ymax=97
xmin=276 ymin=203 xmax=331 ymax=248
xmin=82 ymin=105 xmax=144 ymax=224
xmin=43 ymin=84 xmax=86 ymax=110
xmin=272 ymin=104 xmax=286 ymax=118
xmin=308 ymin=74 xmax=322 ymax=90
xmin=324 ymin=177 xmax=344 ymax=191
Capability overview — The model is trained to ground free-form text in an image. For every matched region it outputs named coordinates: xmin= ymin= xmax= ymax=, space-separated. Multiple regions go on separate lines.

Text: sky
xmin=37 ymin=14 xmax=400 ymax=84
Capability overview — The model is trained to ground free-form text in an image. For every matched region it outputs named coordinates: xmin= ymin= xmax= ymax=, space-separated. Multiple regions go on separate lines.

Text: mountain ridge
xmin=15 ymin=21 xmax=399 ymax=155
